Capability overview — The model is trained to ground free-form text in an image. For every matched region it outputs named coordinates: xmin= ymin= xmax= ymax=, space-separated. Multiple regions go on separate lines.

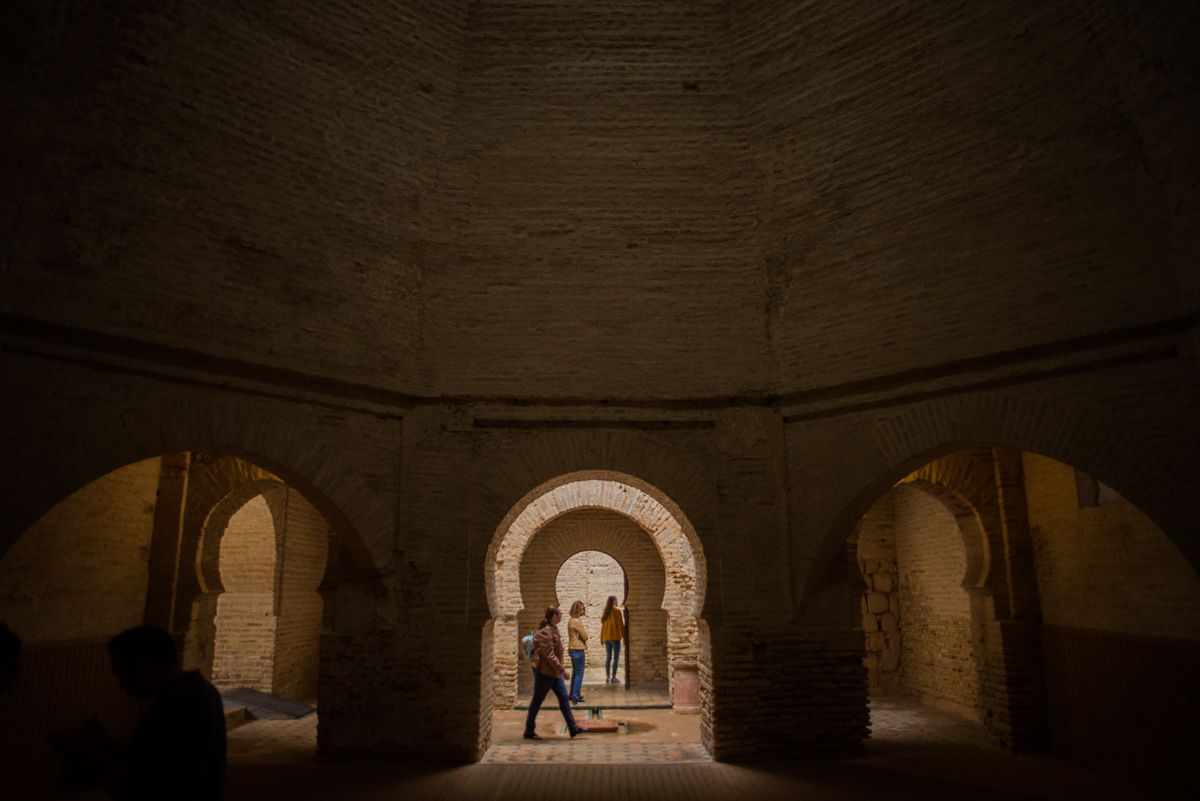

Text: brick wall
xmin=893 ymin=485 xmax=981 ymax=719
xmin=732 ymin=1 xmax=1193 ymax=394
xmin=1024 ymin=451 xmax=1200 ymax=789
xmin=1023 ymin=452 xmax=1200 ymax=638
xmin=428 ymin=0 xmax=768 ymax=398
xmin=0 ymin=457 xmax=159 ymax=642
xmin=3 ymin=1 xmax=469 ymax=392
xmin=212 ymin=494 xmax=278 ymax=690
xmin=272 ymin=489 xmax=329 ymax=702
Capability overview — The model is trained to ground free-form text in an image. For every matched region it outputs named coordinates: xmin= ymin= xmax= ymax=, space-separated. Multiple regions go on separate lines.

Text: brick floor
xmin=513 ymin=683 xmax=672 ymax=710
xmin=225 ymin=700 xmax=1166 ymax=800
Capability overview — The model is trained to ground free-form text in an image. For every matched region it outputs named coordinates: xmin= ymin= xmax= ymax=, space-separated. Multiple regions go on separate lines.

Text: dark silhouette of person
xmin=98 ymin=626 xmax=227 ymax=801
xmin=0 ymin=623 xmax=19 ymax=693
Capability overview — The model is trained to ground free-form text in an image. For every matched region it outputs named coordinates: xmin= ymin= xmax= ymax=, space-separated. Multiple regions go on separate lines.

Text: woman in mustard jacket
xmin=599 ymin=595 xmax=625 ymax=684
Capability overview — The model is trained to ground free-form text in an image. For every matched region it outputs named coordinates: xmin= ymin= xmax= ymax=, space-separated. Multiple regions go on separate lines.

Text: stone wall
xmin=853 ymin=496 xmax=901 ymax=695
xmin=0 ymin=457 xmax=160 ymax=642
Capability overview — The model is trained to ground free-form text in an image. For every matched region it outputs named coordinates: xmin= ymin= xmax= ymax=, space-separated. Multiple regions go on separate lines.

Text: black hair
xmin=107 ymin=626 xmax=178 ymax=670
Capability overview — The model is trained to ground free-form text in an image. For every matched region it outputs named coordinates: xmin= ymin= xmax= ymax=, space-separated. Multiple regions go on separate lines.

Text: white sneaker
xmin=611 ymin=677 xmax=622 ymax=685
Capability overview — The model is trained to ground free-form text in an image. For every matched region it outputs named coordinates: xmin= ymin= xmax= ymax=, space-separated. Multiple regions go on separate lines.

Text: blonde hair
xmin=570 ymin=600 xmax=585 ymax=617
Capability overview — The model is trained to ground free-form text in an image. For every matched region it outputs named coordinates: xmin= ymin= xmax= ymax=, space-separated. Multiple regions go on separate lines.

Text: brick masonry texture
xmin=1 ymin=1 xmax=1199 ymax=793
xmin=210 ymin=486 xmax=329 ymax=700
xmin=4 ymin=2 xmax=1195 ymax=399
xmin=1022 ymin=452 xmax=1200 ymax=639
xmin=516 ymin=510 xmax=671 ymax=697
xmin=272 ymin=489 xmax=330 ymax=702
xmin=213 ymin=494 xmax=280 ymax=690
xmin=893 ymin=486 xmax=981 ymax=719
xmin=0 ymin=457 xmax=160 ymax=642
xmin=489 ymin=480 xmax=701 ymax=714
xmin=853 ymin=497 xmax=900 ymax=695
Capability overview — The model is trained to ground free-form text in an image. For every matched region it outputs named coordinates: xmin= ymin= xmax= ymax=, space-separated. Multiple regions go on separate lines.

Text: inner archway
xmin=554 ymin=550 xmax=628 ymax=684
xmin=212 ymin=494 xmax=280 ymax=690
xmin=851 ymin=480 xmax=989 ymax=727
xmin=205 ymin=485 xmax=329 ymax=703
xmin=516 ymin=509 xmax=670 ymax=698
xmin=481 ymin=471 xmax=708 ymax=760
xmin=0 ymin=450 xmax=349 ymax=797
xmin=838 ymin=445 xmax=1200 ymax=792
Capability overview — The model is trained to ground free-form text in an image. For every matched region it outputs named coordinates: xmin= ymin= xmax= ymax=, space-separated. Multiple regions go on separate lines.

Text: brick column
xmin=142 ymin=452 xmax=191 ymax=630
xmin=981 ymin=448 xmax=1049 ymax=751
xmin=705 ymin=623 xmax=867 ymax=760
xmin=705 ymin=408 xmax=858 ymax=759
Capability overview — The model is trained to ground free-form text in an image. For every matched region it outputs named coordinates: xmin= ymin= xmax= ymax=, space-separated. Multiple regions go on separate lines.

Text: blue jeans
xmin=568 ymin=649 xmax=585 ymax=700
xmin=604 ymin=640 xmax=621 ymax=679
xmin=524 ymin=670 xmax=579 ymax=736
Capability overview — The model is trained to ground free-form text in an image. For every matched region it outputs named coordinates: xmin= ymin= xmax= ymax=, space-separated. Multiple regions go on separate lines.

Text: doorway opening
xmin=480 ymin=472 xmax=709 ymax=763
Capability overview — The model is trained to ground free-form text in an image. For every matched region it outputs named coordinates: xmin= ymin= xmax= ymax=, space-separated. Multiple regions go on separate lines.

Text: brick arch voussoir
xmin=894 ymin=480 xmax=993 ymax=596
xmin=487 ymin=470 xmax=706 ymax=621
xmin=2 ymin=397 xmax=382 ymax=575
xmin=531 ymin=519 xmax=668 ymax=611
xmin=197 ymin=477 xmax=288 ymax=594
xmin=804 ymin=391 xmax=1193 ymax=610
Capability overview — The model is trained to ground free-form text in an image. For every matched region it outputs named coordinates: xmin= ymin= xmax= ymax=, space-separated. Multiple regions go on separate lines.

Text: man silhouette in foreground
xmin=98 ymin=626 xmax=227 ymax=800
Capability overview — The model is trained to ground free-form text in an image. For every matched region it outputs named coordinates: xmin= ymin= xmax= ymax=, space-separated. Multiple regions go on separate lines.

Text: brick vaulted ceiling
xmin=2 ymin=1 xmax=1196 ymax=400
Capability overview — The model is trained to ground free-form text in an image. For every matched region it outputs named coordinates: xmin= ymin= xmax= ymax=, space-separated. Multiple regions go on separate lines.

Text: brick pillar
xmin=981 ymin=448 xmax=1049 ymax=751
xmin=143 ymin=452 xmax=191 ymax=630
xmin=706 ymin=408 xmax=853 ymax=759
xmin=319 ymin=404 xmax=481 ymax=761
xmin=706 ymin=623 xmax=867 ymax=760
